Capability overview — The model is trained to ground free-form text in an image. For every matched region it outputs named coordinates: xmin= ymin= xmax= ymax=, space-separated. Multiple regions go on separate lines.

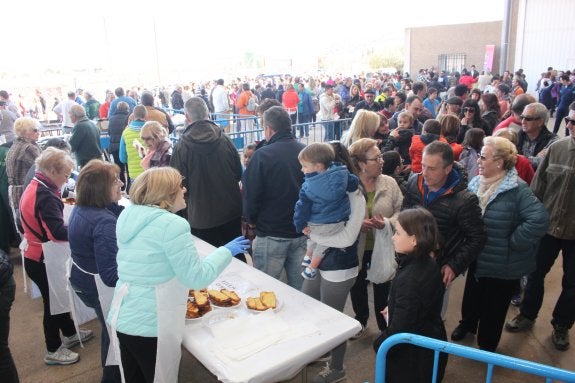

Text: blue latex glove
xmin=223 ymin=236 xmax=251 ymax=256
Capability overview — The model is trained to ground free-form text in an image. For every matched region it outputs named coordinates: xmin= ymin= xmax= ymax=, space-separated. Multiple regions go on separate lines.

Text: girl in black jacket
xmin=373 ymin=208 xmax=448 ymax=383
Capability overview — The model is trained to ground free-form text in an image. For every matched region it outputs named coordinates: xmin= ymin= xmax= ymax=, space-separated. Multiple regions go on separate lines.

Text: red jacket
xmin=516 ymin=154 xmax=534 ymax=185
xmin=20 ymin=173 xmax=68 ymax=262
xmin=409 ymin=135 xmax=447 ymax=173
xmin=282 ymin=88 xmax=299 ymax=114
xmin=459 ymin=75 xmax=478 ymax=89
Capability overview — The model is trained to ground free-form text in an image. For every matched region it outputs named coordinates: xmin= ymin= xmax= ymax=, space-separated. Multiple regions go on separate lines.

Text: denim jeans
xmin=521 ymin=234 xmax=575 ymax=328
xmin=0 ymin=276 xmax=18 ymax=383
xmin=322 ymin=120 xmax=335 ymax=142
xmin=72 ymin=284 xmax=121 ymax=383
xmin=252 ymin=235 xmax=307 ymax=290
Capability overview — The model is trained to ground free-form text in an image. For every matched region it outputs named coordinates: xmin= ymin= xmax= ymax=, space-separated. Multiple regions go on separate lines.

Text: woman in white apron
xmin=19 ymin=147 xmax=93 ymax=365
xmin=107 ymin=167 xmax=249 ymax=383
xmin=68 ymin=160 xmax=124 ymax=382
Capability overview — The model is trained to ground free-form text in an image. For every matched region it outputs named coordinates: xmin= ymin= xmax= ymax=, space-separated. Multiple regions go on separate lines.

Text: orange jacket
xmin=409 ymin=135 xmax=447 ymax=173
xmin=236 ymin=91 xmax=255 ymax=116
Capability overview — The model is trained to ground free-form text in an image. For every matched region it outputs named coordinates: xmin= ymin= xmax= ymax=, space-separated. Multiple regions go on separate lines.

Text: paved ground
xmin=7 ymin=246 xmax=574 ymax=383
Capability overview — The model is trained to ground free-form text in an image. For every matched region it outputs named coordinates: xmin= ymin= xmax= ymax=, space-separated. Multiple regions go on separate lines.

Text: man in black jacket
xmin=516 ymin=102 xmax=558 ymax=170
xmin=170 ymin=97 xmax=244 ymax=260
xmin=242 ymin=106 xmax=307 ymax=289
xmin=403 ymin=141 xmax=486 ymax=314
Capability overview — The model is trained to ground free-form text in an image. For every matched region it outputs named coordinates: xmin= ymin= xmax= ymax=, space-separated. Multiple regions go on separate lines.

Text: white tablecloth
xmin=183 ymin=238 xmax=361 ymax=383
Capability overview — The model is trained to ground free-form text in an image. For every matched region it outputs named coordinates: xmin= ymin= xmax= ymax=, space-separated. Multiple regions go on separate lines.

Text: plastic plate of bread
xmin=245 ymin=291 xmax=282 ymax=313
xmin=207 ymin=289 xmax=242 ymax=308
xmin=186 ymin=289 xmax=212 ymax=321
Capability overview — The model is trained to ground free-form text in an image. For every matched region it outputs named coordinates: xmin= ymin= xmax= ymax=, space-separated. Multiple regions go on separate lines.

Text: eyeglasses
xmin=462 ymin=107 xmax=475 ymax=113
xmin=564 ymin=117 xmax=575 ymax=125
xmin=520 ymin=115 xmax=540 ymax=122
xmin=366 ymin=154 xmax=384 ymax=162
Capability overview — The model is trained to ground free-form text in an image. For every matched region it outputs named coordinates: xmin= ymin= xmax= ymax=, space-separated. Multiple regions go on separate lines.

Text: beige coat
xmin=357 ymin=174 xmax=404 ymax=262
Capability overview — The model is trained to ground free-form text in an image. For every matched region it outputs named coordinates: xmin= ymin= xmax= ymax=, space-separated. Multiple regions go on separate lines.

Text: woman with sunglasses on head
xmin=139 ymin=121 xmax=172 ymax=170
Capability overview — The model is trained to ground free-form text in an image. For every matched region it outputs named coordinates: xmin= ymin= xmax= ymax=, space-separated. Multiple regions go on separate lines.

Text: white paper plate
xmin=202 ymin=308 xmax=245 ymax=329
xmin=245 ymin=297 xmax=282 ymax=313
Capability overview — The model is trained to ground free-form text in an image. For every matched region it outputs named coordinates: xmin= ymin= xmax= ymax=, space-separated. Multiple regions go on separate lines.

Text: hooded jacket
xmin=119 ymin=119 xmax=145 ymax=179
xmin=170 ymin=119 xmax=242 ymax=229
xmin=108 ymin=204 xmax=231 ymax=336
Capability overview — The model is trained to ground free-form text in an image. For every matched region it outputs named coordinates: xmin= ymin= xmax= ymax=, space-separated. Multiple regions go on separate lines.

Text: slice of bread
xmin=193 ymin=290 xmax=210 ymax=307
xmin=221 ymin=289 xmax=241 ymax=304
xmin=246 ymin=297 xmax=268 ymax=311
xmin=186 ymin=300 xmax=200 ymax=319
xmin=208 ymin=289 xmax=232 ymax=306
xmin=260 ymin=291 xmax=276 ymax=309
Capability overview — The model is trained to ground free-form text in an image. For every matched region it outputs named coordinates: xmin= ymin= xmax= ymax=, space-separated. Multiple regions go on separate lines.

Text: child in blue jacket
xmin=294 ymin=143 xmax=359 ymax=279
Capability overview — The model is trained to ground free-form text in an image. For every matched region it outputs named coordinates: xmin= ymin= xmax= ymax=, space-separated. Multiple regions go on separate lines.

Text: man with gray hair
xmin=170 ymin=97 xmax=244 ymax=259
xmin=516 ymin=102 xmax=558 ymax=170
xmin=68 ymin=104 xmax=102 ymax=167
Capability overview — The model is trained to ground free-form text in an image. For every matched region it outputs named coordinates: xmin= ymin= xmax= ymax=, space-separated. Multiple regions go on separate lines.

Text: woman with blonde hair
xmin=6 ymin=117 xmax=41 ymax=229
xmin=341 ymin=109 xmax=380 ymax=148
xmin=107 ymin=167 xmax=249 ymax=382
xmin=451 ymin=136 xmax=548 ymax=352
xmin=139 ymin=121 xmax=172 ymax=169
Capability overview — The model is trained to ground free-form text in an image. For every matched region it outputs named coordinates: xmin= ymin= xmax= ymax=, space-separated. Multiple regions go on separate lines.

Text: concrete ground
xmin=7 ymin=246 xmax=574 ymax=383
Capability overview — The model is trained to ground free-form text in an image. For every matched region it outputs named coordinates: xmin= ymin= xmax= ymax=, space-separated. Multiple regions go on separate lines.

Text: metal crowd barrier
xmin=375 ymin=333 xmax=575 ymax=383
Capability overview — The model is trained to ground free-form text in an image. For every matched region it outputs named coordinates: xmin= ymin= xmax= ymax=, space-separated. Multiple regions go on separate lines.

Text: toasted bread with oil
xmin=221 ymin=289 xmax=241 ymax=304
xmin=208 ymin=289 xmax=232 ymax=306
xmin=193 ymin=290 xmax=209 ymax=307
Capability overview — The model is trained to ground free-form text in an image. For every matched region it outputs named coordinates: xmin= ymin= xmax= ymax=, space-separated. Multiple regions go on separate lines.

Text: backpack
xmin=246 ymin=94 xmax=257 ymax=112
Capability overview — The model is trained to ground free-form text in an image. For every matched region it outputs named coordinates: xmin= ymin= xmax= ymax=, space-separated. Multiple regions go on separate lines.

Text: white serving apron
xmin=41 ymin=241 xmax=97 ymax=325
xmin=68 ymin=259 xmax=118 ymax=366
xmin=109 ymin=277 xmax=188 ymax=383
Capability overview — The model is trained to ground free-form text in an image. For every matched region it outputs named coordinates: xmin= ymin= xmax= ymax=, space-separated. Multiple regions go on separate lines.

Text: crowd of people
xmin=0 ymin=63 xmax=575 ymax=383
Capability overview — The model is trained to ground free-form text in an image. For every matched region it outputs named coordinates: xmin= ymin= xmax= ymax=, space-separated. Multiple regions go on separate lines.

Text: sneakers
xmin=302 ymin=255 xmax=312 ymax=267
xmin=62 ymin=329 xmax=94 ymax=349
xmin=312 ymin=363 xmax=346 ymax=383
xmin=510 ymin=294 xmax=523 ymax=306
xmin=552 ymin=325 xmax=570 ymax=351
xmin=350 ymin=323 xmax=368 ymax=340
xmin=505 ymin=314 xmax=534 ymax=332
xmin=302 ymin=267 xmax=318 ymax=280
xmin=44 ymin=345 xmax=79 ymax=365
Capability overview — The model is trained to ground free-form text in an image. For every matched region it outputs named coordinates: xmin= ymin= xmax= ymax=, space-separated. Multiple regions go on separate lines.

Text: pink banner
xmin=484 ymin=45 xmax=495 ymax=73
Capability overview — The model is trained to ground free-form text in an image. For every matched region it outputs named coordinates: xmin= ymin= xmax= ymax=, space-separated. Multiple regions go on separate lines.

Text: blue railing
xmin=375 ymin=333 xmax=575 ymax=383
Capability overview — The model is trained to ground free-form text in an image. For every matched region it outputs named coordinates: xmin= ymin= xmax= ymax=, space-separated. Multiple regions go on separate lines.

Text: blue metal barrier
xmin=375 ymin=333 xmax=575 ymax=383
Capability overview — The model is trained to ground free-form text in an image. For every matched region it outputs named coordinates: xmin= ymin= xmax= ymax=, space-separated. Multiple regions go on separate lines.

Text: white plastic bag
xmin=366 ymin=218 xmax=397 ymax=284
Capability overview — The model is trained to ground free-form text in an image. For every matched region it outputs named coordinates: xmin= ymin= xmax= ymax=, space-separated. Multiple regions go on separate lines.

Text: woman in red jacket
xmin=20 ymin=147 xmax=93 ymax=365
xmin=282 ymin=83 xmax=300 ymax=126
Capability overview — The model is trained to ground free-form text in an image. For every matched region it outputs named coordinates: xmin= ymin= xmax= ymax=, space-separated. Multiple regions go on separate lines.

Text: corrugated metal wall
xmin=514 ymin=0 xmax=575 ymax=94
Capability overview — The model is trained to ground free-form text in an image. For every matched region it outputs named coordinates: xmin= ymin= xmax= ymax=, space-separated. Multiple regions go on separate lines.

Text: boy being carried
xmin=294 ymin=143 xmax=359 ymax=280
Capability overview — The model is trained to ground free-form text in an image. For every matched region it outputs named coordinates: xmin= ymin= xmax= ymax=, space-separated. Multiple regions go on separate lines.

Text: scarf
xmin=476 ymin=171 xmax=506 ymax=214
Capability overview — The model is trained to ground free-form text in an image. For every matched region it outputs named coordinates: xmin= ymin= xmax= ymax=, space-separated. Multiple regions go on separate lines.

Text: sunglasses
xmin=520 ymin=115 xmax=540 ymax=122
xmin=564 ymin=117 xmax=575 ymax=125
xmin=462 ymin=107 xmax=475 ymax=113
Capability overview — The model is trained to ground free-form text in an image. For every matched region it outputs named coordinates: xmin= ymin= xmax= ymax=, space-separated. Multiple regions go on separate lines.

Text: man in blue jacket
xmin=242 ymin=106 xmax=307 ymax=289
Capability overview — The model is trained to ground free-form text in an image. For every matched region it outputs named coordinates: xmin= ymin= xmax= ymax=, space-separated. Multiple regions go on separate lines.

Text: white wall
xmin=514 ymin=0 xmax=575 ymax=94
